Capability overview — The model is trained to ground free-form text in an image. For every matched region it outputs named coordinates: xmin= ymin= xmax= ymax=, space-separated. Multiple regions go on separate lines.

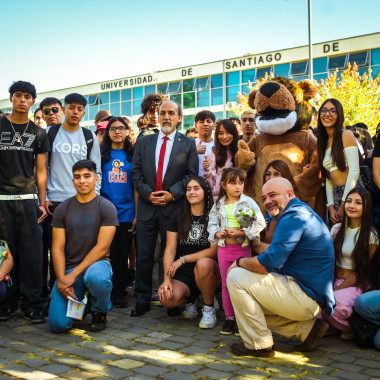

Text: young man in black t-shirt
xmin=0 ymin=81 xmax=50 ymax=323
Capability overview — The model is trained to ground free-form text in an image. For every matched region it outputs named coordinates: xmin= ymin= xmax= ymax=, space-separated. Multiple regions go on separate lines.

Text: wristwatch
xmin=236 ymin=256 xmax=245 ymax=268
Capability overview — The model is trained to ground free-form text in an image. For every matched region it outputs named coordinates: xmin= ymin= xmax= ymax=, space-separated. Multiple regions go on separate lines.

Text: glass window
xmin=328 ymin=55 xmax=347 ymax=70
xmin=348 ymin=51 xmax=368 ymax=67
xmin=121 ymin=101 xmax=132 ymax=116
xmin=183 ymin=79 xmax=195 ymax=92
xmin=183 ymin=115 xmax=195 ymax=130
xmin=211 ymin=88 xmax=223 ymax=106
xmin=242 ymin=69 xmax=255 ymax=84
xmin=372 ymin=49 xmax=380 ymax=66
xmin=110 ymin=102 xmax=120 ymax=116
xmin=100 ymin=92 xmax=109 ymax=105
xmin=256 ymin=66 xmax=273 ymax=80
xmin=89 ymin=105 xmax=99 ymax=120
xmin=195 ymin=77 xmax=210 ymax=90
xmin=226 ymin=110 xmax=235 ymax=118
xmin=170 ymin=93 xmax=182 ymax=107
xmin=121 ymin=89 xmax=131 ymax=101
xmin=241 ymin=84 xmax=251 ymax=95
xmin=227 ymin=85 xmax=239 ymax=102
xmin=82 ymin=108 xmax=89 ymax=122
xmin=99 ymin=104 xmax=109 ymax=111
xmin=274 ymin=63 xmax=290 ymax=77
xmin=226 ymin=71 xmax=240 ymax=86
xmin=290 ymin=61 xmax=308 ymax=76
xmin=145 ymin=85 xmax=156 ymax=95
xmin=133 ymin=99 xmax=142 ymax=115
xmin=211 ymin=74 xmax=223 ymax=88
xmin=88 ymin=95 xmax=98 ymax=106
xmin=133 ymin=86 xmax=143 ymax=100
xmin=313 ymin=73 xmax=328 ymax=83
xmin=168 ymin=81 xmax=182 ymax=94
xmin=313 ymin=57 xmax=327 ymax=74
xmin=110 ymin=91 xmax=120 ymax=103
xmin=157 ymin=83 xmax=168 ymax=94
xmin=184 ymin=92 xmax=195 ymax=109
xmin=197 ymin=90 xmax=210 ymax=107
xmin=293 ymin=76 xmax=309 ymax=82
xmin=372 ymin=65 xmax=380 ymax=78
xmin=358 ymin=68 xmax=368 ymax=77
xmin=214 ymin=111 xmax=223 ymax=120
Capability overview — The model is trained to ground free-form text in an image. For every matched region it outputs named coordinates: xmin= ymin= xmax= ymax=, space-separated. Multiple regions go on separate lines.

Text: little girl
xmin=208 ymin=168 xmax=265 ymax=335
xmin=203 ymin=119 xmax=239 ymax=200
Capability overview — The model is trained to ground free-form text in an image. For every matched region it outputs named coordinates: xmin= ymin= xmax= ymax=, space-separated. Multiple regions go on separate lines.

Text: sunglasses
xmin=42 ymin=107 xmax=60 ymax=116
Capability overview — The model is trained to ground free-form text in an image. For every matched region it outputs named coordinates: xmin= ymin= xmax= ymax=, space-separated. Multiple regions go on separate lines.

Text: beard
xmin=161 ymin=124 xmax=174 ymax=134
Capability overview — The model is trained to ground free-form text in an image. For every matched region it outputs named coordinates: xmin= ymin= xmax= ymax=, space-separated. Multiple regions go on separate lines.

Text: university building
xmin=1 ymin=32 xmax=379 ymax=132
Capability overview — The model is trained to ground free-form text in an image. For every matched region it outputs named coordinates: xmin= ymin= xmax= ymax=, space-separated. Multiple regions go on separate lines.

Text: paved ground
xmin=0 ymin=301 xmax=379 ymax=380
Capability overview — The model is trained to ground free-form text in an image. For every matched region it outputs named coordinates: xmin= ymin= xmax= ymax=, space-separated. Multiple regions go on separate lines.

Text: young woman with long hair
xmin=317 ymin=98 xmax=361 ymax=225
xmin=203 ymin=119 xmax=239 ymax=200
xmin=158 ymin=177 xmax=221 ymax=329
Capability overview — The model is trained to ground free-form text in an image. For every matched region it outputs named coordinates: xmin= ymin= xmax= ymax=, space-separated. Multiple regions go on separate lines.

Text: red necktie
xmin=156 ymin=136 xmax=169 ymax=191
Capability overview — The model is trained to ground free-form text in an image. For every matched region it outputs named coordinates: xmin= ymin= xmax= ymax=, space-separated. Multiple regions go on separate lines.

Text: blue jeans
xmin=49 ymin=260 xmax=112 ymax=333
xmin=354 ymin=290 xmax=380 ymax=350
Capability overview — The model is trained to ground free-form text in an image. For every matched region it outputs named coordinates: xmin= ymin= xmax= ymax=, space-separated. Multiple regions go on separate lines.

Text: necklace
xmin=191 ymin=214 xmax=203 ymax=225
xmin=8 ymin=118 xmax=30 ymax=143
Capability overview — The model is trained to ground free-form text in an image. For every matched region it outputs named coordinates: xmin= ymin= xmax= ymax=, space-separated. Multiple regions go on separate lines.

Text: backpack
xmin=47 ymin=124 xmax=94 ymax=164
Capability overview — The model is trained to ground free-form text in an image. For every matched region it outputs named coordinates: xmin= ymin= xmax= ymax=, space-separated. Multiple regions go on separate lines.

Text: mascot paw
xmin=237 ymin=140 xmax=255 ymax=176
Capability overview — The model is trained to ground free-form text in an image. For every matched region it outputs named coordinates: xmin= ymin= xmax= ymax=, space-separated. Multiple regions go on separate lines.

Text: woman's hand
xmin=158 ymin=279 xmax=173 ymax=302
xmin=328 ymin=205 xmax=341 ymax=225
xmin=215 ymin=229 xmax=228 ymax=239
xmin=167 ymin=259 xmax=183 ymax=278
xmin=336 ymin=202 xmax=344 ymax=223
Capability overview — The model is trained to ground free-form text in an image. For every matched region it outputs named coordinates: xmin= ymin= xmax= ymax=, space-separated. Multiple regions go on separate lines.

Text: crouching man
xmin=49 ymin=160 xmax=118 ymax=333
xmin=227 ymin=178 xmax=335 ymax=357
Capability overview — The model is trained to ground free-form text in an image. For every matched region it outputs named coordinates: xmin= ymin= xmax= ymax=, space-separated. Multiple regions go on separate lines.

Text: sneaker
xmin=89 ymin=312 xmax=107 ymax=332
xmin=24 ymin=310 xmax=45 ymax=325
xmin=167 ymin=307 xmax=181 ymax=317
xmin=220 ymin=319 xmax=235 ymax=335
xmin=112 ymin=291 xmax=128 ymax=308
xmin=199 ymin=307 xmax=217 ymax=329
xmin=150 ymin=293 xmax=162 ymax=306
xmin=183 ymin=302 xmax=198 ymax=319
xmin=235 ymin=323 xmax=240 ymax=337
xmin=0 ymin=305 xmax=17 ymax=322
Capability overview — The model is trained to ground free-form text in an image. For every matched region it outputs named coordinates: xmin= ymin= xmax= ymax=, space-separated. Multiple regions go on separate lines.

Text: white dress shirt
xmin=155 ymin=129 xmax=176 ymax=180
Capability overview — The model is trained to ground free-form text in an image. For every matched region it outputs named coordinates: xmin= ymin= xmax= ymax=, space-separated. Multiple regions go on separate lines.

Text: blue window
xmin=358 ymin=68 xmax=368 ymax=77
xmin=348 ymin=52 xmax=368 ymax=67
xmin=121 ymin=89 xmax=131 ymax=101
xmin=226 ymin=71 xmax=240 ymax=86
xmin=197 ymin=90 xmax=210 ymax=107
xmin=183 ymin=115 xmax=195 ymax=129
xmin=195 ymin=77 xmax=210 ymax=90
xmin=256 ymin=67 xmax=272 ymax=80
xmin=184 ymin=92 xmax=195 ymax=109
xmin=227 ymin=85 xmax=239 ymax=102
xmin=328 ymin=55 xmax=347 ymax=70
xmin=372 ymin=66 xmax=380 ymax=78
xmin=82 ymin=108 xmax=89 ymax=122
xmin=275 ymin=63 xmax=290 ymax=77
xmin=133 ymin=86 xmax=143 ymax=100
xmin=145 ymin=85 xmax=156 ymax=95
xmin=211 ymin=88 xmax=223 ymax=105
xmin=89 ymin=105 xmax=99 ymax=120
xmin=121 ymin=101 xmax=132 ymax=115
xmin=211 ymin=74 xmax=223 ymax=88
xmin=168 ymin=81 xmax=182 ymax=94
xmin=100 ymin=92 xmax=109 ymax=105
xmin=290 ymin=61 xmax=308 ymax=76
xmin=170 ymin=93 xmax=182 ymax=106
xmin=133 ymin=99 xmax=142 ymax=115
xmin=99 ymin=104 xmax=109 ymax=111
xmin=111 ymin=102 xmax=120 ymax=116
xmin=183 ymin=79 xmax=195 ymax=92
xmin=88 ymin=95 xmax=99 ymax=106
xmin=293 ymin=76 xmax=309 ymax=82
xmin=110 ymin=91 xmax=120 ymax=103
xmin=214 ymin=111 xmax=223 ymax=120
xmin=372 ymin=49 xmax=380 ymax=66
xmin=157 ymin=83 xmax=168 ymax=94
xmin=313 ymin=57 xmax=327 ymax=74
xmin=313 ymin=73 xmax=328 ymax=83
xmin=241 ymin=84 xmax=251 ymax=95
xmin=242 ymin=69 xmax=255 ymax=84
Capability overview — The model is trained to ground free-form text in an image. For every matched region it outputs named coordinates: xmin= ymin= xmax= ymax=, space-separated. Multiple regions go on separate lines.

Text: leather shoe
xmin=295 ymin=318 xmax=329 ymax=352
xmin=231 ymin=342 xmax=274 ymax=358
xmin=130 ymin=302 xmax=151 ymax=317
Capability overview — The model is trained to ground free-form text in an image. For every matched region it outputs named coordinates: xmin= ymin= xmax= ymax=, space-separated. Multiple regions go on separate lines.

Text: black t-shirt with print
xmin=167 ymin=209 xmax=210 ymax=273
xmin=0 ymin=117 xmax=50 ymax=194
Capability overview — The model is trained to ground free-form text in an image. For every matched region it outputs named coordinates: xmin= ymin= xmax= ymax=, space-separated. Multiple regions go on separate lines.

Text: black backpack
xmin=47 ymin=124 xmax=94 ymax=164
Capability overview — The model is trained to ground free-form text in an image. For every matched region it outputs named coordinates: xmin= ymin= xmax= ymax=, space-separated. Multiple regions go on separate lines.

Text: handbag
xmin=349 ymin=309 xmax=379 ymax=348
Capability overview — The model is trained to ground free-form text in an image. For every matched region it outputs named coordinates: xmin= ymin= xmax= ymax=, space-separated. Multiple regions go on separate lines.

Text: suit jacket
xmin=132 ymin=130 xmax=199 ymax=221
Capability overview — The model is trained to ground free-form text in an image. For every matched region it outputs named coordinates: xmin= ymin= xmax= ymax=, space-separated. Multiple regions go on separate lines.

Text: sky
xmin=0 ymin=0 xmax=379 ymax=100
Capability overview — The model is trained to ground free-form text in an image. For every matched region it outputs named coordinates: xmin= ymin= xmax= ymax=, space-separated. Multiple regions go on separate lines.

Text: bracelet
xmin=39 ymin=204 xmax=47 ymax=208
xmin=236 ymin=256 xmax=245 ymax=268
xmin=179 ymin=256 xmax=186 ymax=264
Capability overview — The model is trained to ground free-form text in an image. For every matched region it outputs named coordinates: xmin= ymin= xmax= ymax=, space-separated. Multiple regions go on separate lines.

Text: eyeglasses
xmin=42 ymin=107 xmax=60 ymax=116
xmin=265 ymin=171 xmax=282 ymax=178
xmin=320 ymin=108 xmax=338 ymax=116
xmin=109 ymin=126 xmax=127 ymax=132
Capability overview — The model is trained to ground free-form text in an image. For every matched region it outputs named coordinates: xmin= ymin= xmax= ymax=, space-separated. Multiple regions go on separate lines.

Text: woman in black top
xmin=158 ymin=177 xmax=221 ymax=329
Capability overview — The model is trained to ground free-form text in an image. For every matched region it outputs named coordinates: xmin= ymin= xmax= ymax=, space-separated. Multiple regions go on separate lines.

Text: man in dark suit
xmin=131 ymin=100 xmax=199 ymax=316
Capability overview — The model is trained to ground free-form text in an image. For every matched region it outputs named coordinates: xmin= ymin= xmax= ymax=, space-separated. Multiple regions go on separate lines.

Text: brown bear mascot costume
xmin=236 ymin=77 xmax=323 ymax=211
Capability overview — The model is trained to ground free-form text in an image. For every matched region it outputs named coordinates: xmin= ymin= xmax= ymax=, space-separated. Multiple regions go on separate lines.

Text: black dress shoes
xmin=130 ymin=302 xmax=151 ymax=317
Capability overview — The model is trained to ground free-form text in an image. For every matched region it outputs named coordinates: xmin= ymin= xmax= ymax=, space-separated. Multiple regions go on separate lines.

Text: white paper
xmin=66 ymin=295 xmax=87 ymax=320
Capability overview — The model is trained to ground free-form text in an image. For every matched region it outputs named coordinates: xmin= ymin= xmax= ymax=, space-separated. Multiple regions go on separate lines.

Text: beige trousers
xmin=227 ymin=268 xmax=321 ymax=349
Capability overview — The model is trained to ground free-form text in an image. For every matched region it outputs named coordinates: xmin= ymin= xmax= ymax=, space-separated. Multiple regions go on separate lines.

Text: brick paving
xmin=0 ymin=302 xmax=379 ymax=380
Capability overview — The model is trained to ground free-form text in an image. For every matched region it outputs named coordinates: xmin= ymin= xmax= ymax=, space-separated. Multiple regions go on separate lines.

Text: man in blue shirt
xmin=227 ymin=178 xmax=335 ymax=357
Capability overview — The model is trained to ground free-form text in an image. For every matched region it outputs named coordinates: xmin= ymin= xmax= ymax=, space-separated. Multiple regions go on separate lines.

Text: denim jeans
xmin=354 ymin=290 xmax=380 ymax=350
xmin=49 ymin=260 xmax=112 ymax=333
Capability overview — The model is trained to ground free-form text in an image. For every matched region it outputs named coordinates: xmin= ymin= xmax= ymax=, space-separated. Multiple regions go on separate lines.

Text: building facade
xmin=1 ymin=33 xmax=379 ymax=132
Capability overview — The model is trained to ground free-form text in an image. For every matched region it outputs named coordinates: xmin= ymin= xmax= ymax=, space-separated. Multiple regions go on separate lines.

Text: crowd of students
xmin=0 ymin=80 xmax=379 ymax=353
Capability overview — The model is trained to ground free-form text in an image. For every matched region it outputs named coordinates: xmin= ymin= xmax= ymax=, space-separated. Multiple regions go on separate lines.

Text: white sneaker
xmin=199 ymin=307 xmax=217 ymax=329
xmin=183 ymin=302 xmax=198 ymax=319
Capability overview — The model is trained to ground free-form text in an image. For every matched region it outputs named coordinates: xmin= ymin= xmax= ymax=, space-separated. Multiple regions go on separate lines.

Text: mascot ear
xmin=298 ymin=80 xmax=317 ymax=101
xmin=248 ymin=90 xmax=258 ymax=110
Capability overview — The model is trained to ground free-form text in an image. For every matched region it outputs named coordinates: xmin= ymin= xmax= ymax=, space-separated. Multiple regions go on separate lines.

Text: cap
xmin=96 ymin=121 xmax=108 ymax=132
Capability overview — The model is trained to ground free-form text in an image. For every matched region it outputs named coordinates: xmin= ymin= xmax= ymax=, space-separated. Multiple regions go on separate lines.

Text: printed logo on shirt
xmin=0 ymin=132 xmax=36 ymax=151
xmin=109 ymin=159 xmax=127 ymax=183
xmin=180 ymin=223 xmax=208 ymax=245
xmin=53 ymin=142 xmax=87 ymax=155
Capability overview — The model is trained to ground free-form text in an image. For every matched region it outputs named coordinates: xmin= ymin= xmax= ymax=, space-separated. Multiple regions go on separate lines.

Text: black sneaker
xmin=112 ymin=291 xmax=128 ymax=308
xmin=89 ymin=312 xmax=107 ymax=332
xmin=167 ymin=307 xmax=181 ymax=317
xmin=24 ymin=310 xmax=45 ymax=324
xmin=220 ymin=319 xmax=236 ymax=335
xmin=0 ymin=305 xmax=17 ymax=322
xmin=150 ymin=294 xmax=161 ymax=306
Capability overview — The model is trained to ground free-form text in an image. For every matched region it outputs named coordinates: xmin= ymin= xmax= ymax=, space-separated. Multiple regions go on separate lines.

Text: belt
xmin=0 ymin=194 xmax=37 ymax=200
